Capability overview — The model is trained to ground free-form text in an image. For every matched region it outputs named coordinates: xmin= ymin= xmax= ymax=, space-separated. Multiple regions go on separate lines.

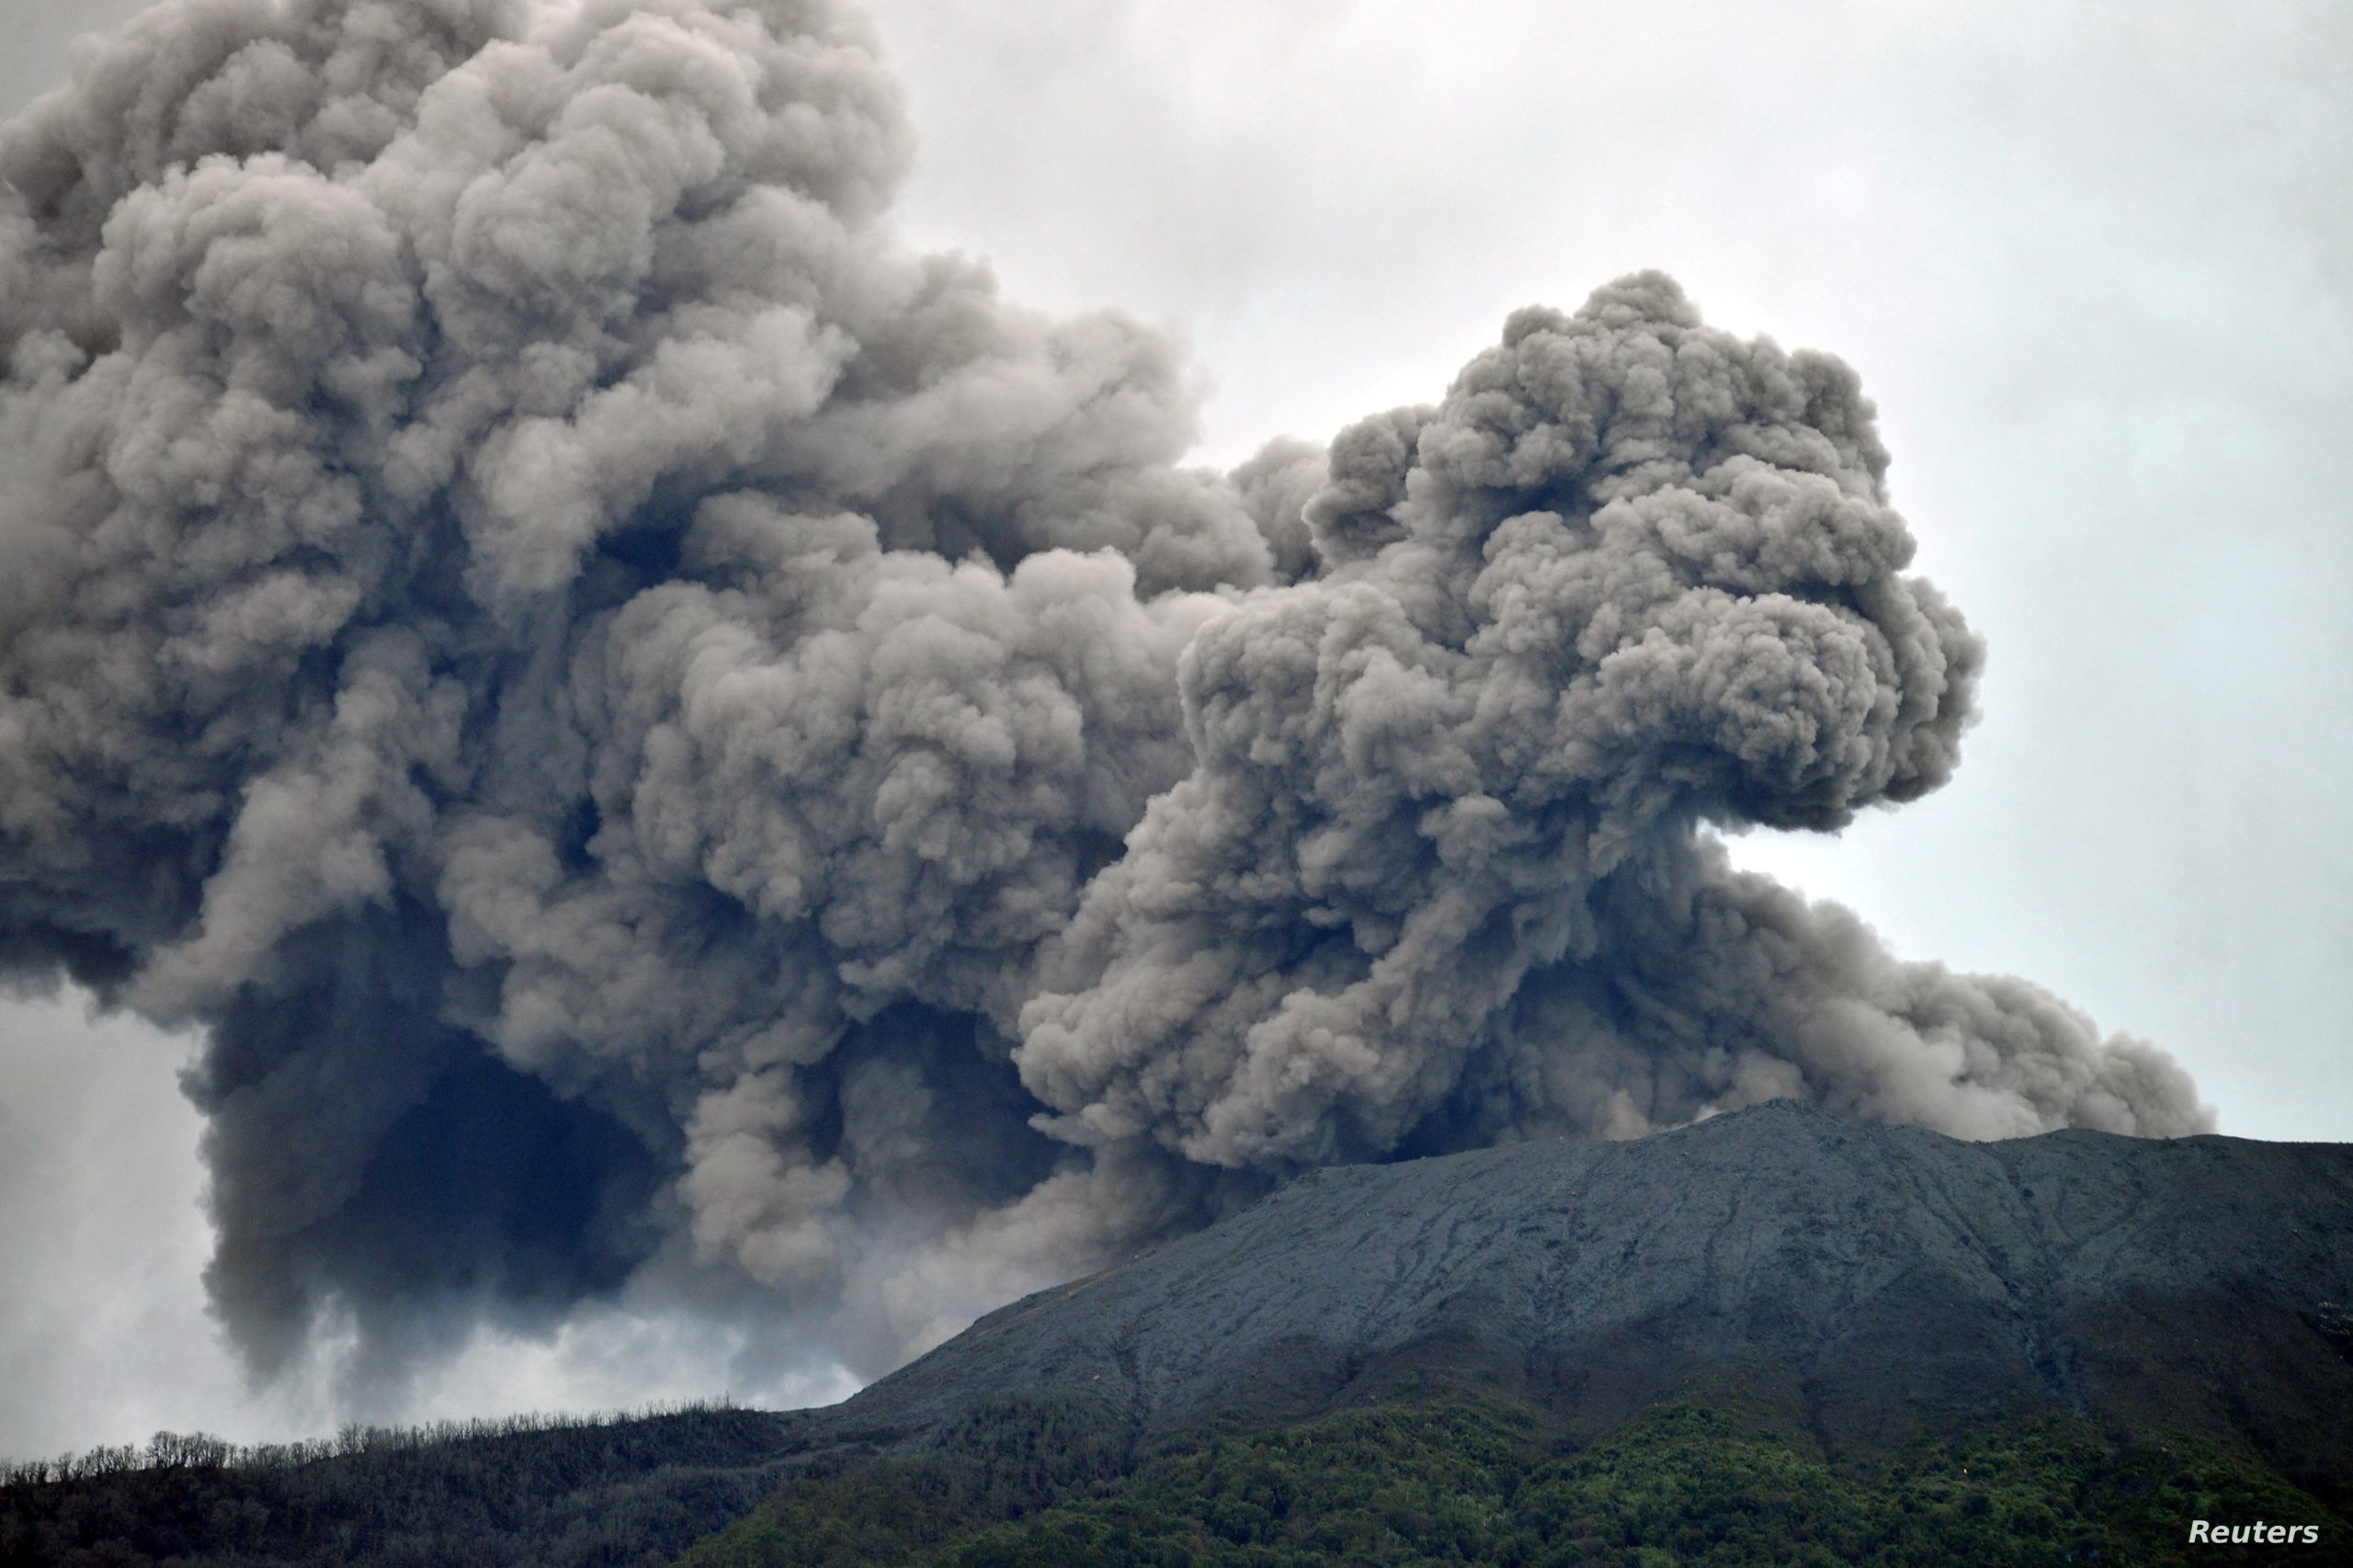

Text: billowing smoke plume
xmin=1 ymin=0 xmax=2206 ymax=1392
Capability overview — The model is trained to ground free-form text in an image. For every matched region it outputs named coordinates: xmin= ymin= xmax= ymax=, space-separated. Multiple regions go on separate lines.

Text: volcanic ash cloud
xmin=0 ymin=0 xmax=2208 ymax=1390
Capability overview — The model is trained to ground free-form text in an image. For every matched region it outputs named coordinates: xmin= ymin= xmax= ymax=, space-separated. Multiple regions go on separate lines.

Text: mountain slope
xmin=826 ymin=1101 xmax=2353 ymax=1486
xmin=684 ymin=1396 xmax=2344 ymax=1568
xmin=11 ymin=1102 xmax=2351 ymax=1564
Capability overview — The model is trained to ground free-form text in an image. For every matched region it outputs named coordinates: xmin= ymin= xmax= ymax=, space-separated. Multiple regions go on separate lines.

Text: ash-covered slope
xmin=823 ymin=1102 xmax=2353 ymax=1483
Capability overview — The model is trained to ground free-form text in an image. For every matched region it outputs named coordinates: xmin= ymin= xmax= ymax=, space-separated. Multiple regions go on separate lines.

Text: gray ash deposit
xmin=818 ymin=1101 xmax=2353 ymax=1487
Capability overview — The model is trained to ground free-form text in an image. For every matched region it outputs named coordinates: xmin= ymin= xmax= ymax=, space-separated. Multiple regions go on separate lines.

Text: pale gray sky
xmin=3 ymin=0 xmax=2347 ymax=1458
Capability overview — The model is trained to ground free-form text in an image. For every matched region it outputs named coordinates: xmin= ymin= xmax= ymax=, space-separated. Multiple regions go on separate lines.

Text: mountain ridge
xmin=11 ymin=1102 xmax=2350 ymax=1565
xmin=813 ymin=1099 xmax=2353 ymax=1491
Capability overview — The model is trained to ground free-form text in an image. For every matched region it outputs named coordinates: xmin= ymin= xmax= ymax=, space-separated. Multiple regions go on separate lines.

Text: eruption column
xmin=0 ymin=0 xmax=2207 ymax=1393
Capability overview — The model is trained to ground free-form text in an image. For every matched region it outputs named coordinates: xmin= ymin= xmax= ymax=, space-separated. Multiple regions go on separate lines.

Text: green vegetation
xmin=677 ymin=1395 xmax=2347 ymax=1567
xmin=672 ymin=1393 xmax=1132 ymax=1568
xmin=9 ymin=1387 xmax=2342 ymax=1565
xmin=0 ymin=1400 xmax=792 ymax=1567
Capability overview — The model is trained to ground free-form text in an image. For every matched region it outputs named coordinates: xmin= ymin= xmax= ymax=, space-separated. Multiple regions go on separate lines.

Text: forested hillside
xmin=16 ymin=1385 xmax=2337 ymax=1566
xmin=13 ymin=1099 xmax=2353 ymax=1565
xmin=1 ymin=1403 xmax=794 ymax=1566
xmin=676 ymin=1390 xmax=2346 ymax=1568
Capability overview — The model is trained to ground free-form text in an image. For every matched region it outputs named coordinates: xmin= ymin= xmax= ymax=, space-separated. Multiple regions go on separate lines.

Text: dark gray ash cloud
xmin=0 ymin=0 xmax=2208 ymax=1392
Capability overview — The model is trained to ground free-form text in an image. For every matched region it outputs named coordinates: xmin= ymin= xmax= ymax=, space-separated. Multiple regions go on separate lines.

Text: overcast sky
xmin=3 ymin=0 xmax=2347 ymax=1460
